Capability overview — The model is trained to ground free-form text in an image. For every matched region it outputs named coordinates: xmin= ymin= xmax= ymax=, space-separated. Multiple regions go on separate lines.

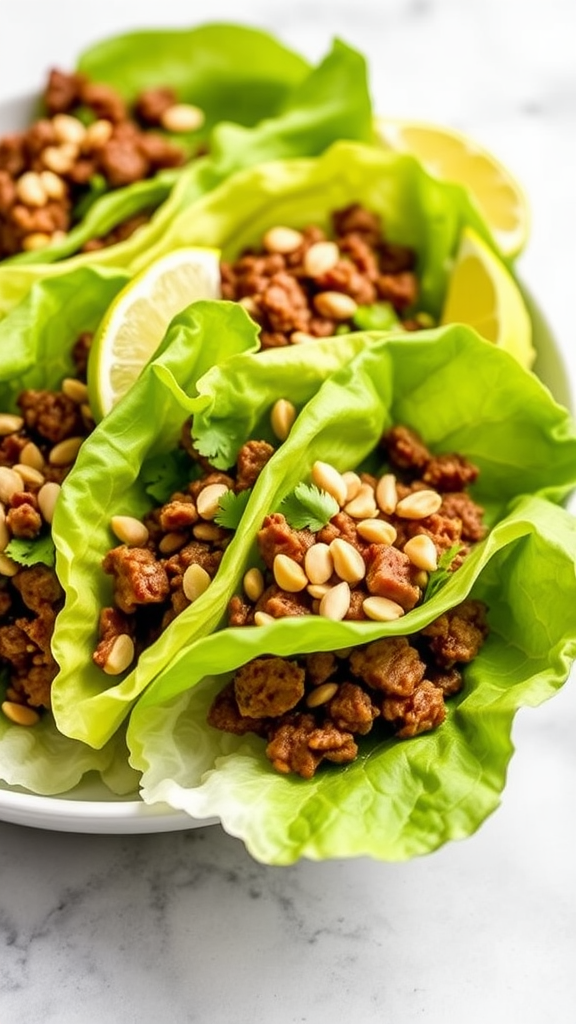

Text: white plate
xmin=0 ymin=97 xmax=572 ymax=833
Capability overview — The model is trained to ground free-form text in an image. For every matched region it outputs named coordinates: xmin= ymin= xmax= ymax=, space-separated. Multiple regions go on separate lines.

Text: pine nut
xmin=13 ymin=463 xmax=44 ymax=487
xmin=192 ymin=522 xmax=224 ymax=542
xmin=254 ymin=610 xmax=275 ymax=626
xmin=395 ymin=489 xmax=443 ymax=519
xmin=0 ymin=552 xmax=19 ymax=577
xmin=80 ymin=403 xmax=94 ymax=427
xmin=238 ymin=295 xmax=258 ymax=315
xmin=37 ymin=481 xmax=60 ymax=524
xmin=403 ymin=534 xmax=438 ymax=572
xmin=110 ymin=515 xmax=149 ymax=547
xmin=83 ymin=118 xmax=113 ymax=150
xmin=0 ymin=466 xmax=24 ymax=503
xmin=303 ymin=240 xmax=339 ymax=278
xmin=290 ymin=331 xmax=317 ymax=344
xmin=262 ymin=225 xmax=304 ymax=254
xmin=0 ymin=413 xmax=24 ymax=435
xmin=304 ymin=542 xmax=334 ymax=585
xmin=319 ymin=580 xmax=350 ymax=621
xmin=48 ymin=436 xmax=84 ymax=466
xmin=42 ymin=144 xmax=76 ymax=175
xmin=39 ymin=170 xmax=66 ymax=200
xmin=196 ymin=482 xmax=229 ymax=520
xmin=62 ymin=377 xmax=89 ymax=404
xmin=342 ymin=471 xmax=362 ymax=502
xmin=356 ymin=518 xmax=397 ymax=545
xmin=182 ymin=563 xmax=211 ymax=602
xmin=243 ymin=567 xmax=264 ymax=602
xmin=19 ymin=441 xmax=45 ymax=471
xmin=2 ymin=701 xmax=40 ymax=726
xmin=273 ymin=553 xmax=308 ymax=593
xmin=52 ymin=113 xmax=86 ymax=146
xmin=344 ymin=482 xmax=378 ymax=519
xmin=22 ymin=232 xmax=52 ymax=251
xmin=160 ymin=103 xmax=205 ymax=133
xmin=362 ymin=596 xmax=405 ymax=621
xmin=102 ymin=634 xmax=135 ymax=675
xmin=329 ymin=538 xmax=366 ymax=584
xmin=15 ymin=171 xmax=48 ymax=207
xmin=306 ymin=583 xmax=331 ymax=599
xmin=313 ymin=291 xmax=358 ymax=320
xmin=413 ymin=569 xmax=429 ymax=589
xmin=306 ymin=682 xmax=339 ymax=708
xmin=375 ymin=473 xmax=398 ymax=514
xmin=311 ymin=460 xmax=348 ymax=507
xmin=270 ymin=398 xmax=297 ymax=442
xmin=158 ymin=531 xmax=186 ymax=554
xmin=0 ymin=509 xmax=10 ymax=551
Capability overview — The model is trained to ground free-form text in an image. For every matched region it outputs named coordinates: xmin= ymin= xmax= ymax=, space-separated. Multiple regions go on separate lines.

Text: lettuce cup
xmin=0 ymin=31 xmax=373 ymax=319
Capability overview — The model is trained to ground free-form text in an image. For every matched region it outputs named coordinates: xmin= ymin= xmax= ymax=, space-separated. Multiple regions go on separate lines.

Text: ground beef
xmin=234 ymin=657 xmax=305 ymax=718
xmin=102 ymin=546 xmax=170 ymax=615
xmin=349 ymin=637 xmax=426 ymax=697
xmin=365 ymin=544 xmax=422 ymax=610
xmin=421 ymin=599 xmax=489 ymax=667
xmin=257 ymin=513 xmax=316 ymax=569
xmin=235 ymin=440 xmax=275 ymax=491
xmin=382 ymin=679 xmax=446 ymax=737
xmin=17 ymin=390 xmax=83 ymax=443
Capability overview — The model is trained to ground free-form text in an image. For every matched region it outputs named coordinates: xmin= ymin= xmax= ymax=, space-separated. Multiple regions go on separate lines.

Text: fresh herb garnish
xmin=214 ymin=488 xmax=252 ymax=530
xmin=141 ymin=449 xmax=197 ymax=503
xmin=5 ymin=534 xmax=56 ymax=569
xmin=280 ymin=482 xmax=339 ymax=532
xmin=424 ymin=544 xmax=463 ymax=601
xmin=353 ymin=301 xmax=399 ymax=332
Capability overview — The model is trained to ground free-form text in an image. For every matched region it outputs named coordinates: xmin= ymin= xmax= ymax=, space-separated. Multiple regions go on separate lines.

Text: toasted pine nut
xmin=304 ymin=542 xmax=333 ymax=585
xmin=375 ymin=473 xmax=398 ymax=514
xmin=306 ymin=583 xmax=331 ymax=599
xmin=42 ymin=144 xmax=76 ymax=175
xmin=110 ymin=515 xmax=149 ymax=547
xmin=80 ymin=403 xmax=94 ymax=427
xmin=306 ymin=682 xmax=339 ymax=708
xmin=62 ymin=377 xmax=89 ymax=404
xmin=290 ymin=331 xmax=317 ymax=344
xmin=254 ymin=610 xmax=275 ymax=626
xmin=39 ymin=169 xmax=66 ymax=200
xmin=243 ymin=567 xmax=265 ymax=602
xmin=0 ymin=413 xmax=24 ymax=436
xmin=22 ymin=232 xmax=52 ymax=251
xmin=182 ymin=563 xmax=211 ymax=602
xmin=48 ymin=435 xmax=84 ymax=466
xmin=403 ymin=534 xmax=438 ymax=572
xmin=273 ymin=553 xmax=308 ymax=593
xmin=413 ymin=569 xmax=429 ymax=589
xmin=19 ymin=441 xmax=45 ymax=471
xmin=303 ymin=240 xmax=339 ymax=278
xmin=342 ymin=471 xmax=362 ymax=502
xmin=102 ymin=634 xmax=135 ymax=675
xmin=344 ymin=482 xmax=378 ymax=519
xmin=13 ymin=463 xmax=44 ymax=487
xmin=356 ymin=518 xmax=397 ymax=545
xmin=329 ymin=538 xmax=366 ymax=584
xmin=0 ymin=508 xmax=10 ymax=551
xmin=52 ymin=113 xmax=86 ymax=146
xmin=158 ymin=531 xmax=186 ymax=554
xmin=192 ymin=522 xmax=225 ymax=542
xmin=262 ymin=225 xmax=304 ymax=254
xmin=319 ymin=580 xmax=350 ymax=621
xmin=270 ymin=398 xmax=297 ymax=441
xmin=160 ymin=103 xmax=205 ymax=133
xmin=395 ymin=489 xmax=443 ymax=519
xmin=238 ymin=295 xmax=258 ymax=315
xmin=196 ymin=482 xmax=229 ymax=520
xmin=362 ymin=596 xmax=405 ymax=622
xmin=0 ymin=552 xmax=19 ymax=577
xmin=15 ymin=171 xmax=47 ymax=207
xmin=83 ymin=118 xmax=113 ymax=150
xmin=1 ymin=700 xmax=40 ymax=726
xmin=37 ymin=481 xmax=60 ymax=524
xmin=311 ymin=460 xmax=348 ymax=507
xmin=313 ymin=291 xmax=358 ymax=320
xmin=0 ymin=466 xmax=24 ymax=503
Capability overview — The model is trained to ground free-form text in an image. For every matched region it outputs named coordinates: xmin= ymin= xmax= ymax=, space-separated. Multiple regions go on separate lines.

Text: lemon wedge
xmin=377 ymin=118 xmax=529 ymax=258
xmin=441 ymin=227 xmax=534 ymax=368
xmin=88 ymin=247 xmax=221 ymax=419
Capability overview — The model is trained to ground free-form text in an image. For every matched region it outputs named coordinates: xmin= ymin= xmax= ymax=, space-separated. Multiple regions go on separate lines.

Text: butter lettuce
xmin=0 ymin=35 xmax=373 ymax=317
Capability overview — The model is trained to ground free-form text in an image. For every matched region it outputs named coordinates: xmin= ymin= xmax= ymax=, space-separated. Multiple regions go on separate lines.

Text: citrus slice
xmin=440 ymin=227 xmax=534 ymax=368
xmin=88 ymin=247 xmax=221 ymax=419
xmin=377 ymin=118 xmax=529 ymax=258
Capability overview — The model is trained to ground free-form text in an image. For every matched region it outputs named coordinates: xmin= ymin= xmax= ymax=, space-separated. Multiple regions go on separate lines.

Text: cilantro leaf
xmin=424 ymin=544 xmax=463 ymax=601
xmin=5 ymin=534 xmax=56 ymax=569
xmin=353 ymin=301 xmax=399 ymax=332
xmin=280 ymin=482 xmax=339 ymax=531
xmin=141 ymin=449 xmax=197 ymax=503
xmin=214 ymin=488 xmax=252 ymax=530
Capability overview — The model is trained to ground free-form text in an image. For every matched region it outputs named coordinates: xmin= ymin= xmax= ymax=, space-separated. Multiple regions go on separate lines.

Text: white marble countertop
xmin=0 ymin=2 xmax=575 ymax=1022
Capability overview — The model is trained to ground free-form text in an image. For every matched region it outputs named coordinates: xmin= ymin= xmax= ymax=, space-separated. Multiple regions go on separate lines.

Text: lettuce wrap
xmin=0 ymin=33 xmax=373 ymax=318
xmin=50 ymin=310 xmax=576 ymax=751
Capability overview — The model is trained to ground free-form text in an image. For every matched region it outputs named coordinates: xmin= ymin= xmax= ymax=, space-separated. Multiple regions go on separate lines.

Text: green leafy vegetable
xmin=214 ymin=489 xmax=252 ymax=531
xmin=5 ymin=534 xmax=56 ymax=569
xmin=353 ymin=302 xmax=400 ymax=332
xmin=280 ymin=483 xmax=339 ymax=531
xmin=424 ymin=544 xmax=463 ymax=601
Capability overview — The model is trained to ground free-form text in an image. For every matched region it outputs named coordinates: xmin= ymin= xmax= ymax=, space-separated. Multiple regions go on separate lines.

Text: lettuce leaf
xmin=127 ymin=494 xmax=576 ymax=864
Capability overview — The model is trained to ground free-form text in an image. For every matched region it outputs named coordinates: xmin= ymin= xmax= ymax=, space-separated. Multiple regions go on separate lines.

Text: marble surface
xmin=1 ymin=1 xmax=575 ymax=1021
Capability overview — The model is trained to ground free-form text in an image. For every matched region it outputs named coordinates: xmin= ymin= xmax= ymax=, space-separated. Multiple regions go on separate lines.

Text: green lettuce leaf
xmin=127 ymin=494 xmax=576 ymax=864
